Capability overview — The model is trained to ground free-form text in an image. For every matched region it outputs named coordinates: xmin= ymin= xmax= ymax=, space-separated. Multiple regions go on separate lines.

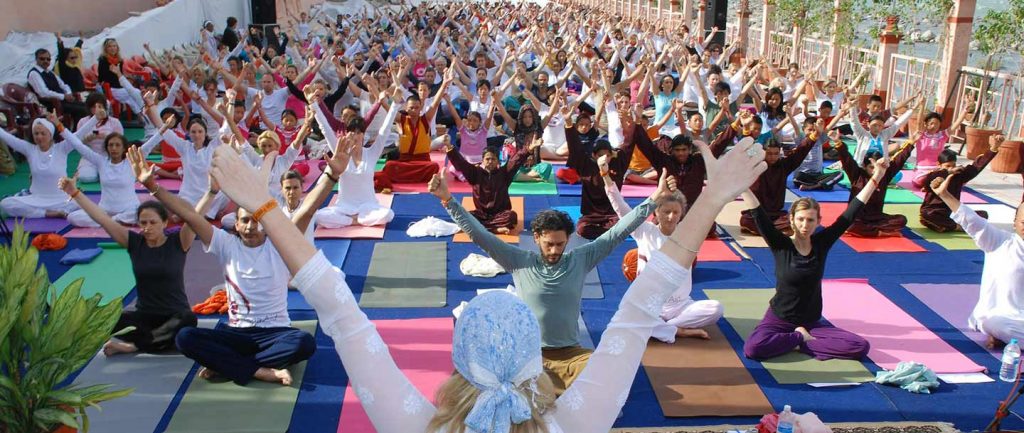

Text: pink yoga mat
xmin=620 ymin=183 xmax=658 ymax=198
xmin=897 ymin=169 xmax=986 ymax=203
xmin=136 ymin=177 xmax=181 ymax=191
xmin=902 ymin=283 xmax=999 ymax=359
xmin=314 ymin=194 xmax=394 ymax=239
xmin=822 ymin=279 xmax=985 ymax=373
xmin=817 ymin=203 xmax=926 ymax=253
xmin=65 ymin=194 xmax=154 ymax=238
xmin=697 ymin=239 xmax=741 ymax=262
xmin=303 ymin=163 xmax=324 ymax=192
xmin=336 ymin=318 xmax=454 ymax=433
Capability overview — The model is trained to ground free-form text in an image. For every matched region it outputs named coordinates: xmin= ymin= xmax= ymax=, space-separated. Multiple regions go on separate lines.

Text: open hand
xmin=209 ymin=146 xmax=276 ymax=211
xmin=127 ymin=145 xmax=157 ymax=187
xmin=700 ymin=137 xmax=767 ymax=203
xmin=58 ymin=174 xmax=79 ymax=196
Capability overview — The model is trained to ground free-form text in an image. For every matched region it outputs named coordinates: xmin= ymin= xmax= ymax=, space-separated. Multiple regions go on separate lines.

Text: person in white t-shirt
xmin=124 ymin=132 xmax=358 ymax=386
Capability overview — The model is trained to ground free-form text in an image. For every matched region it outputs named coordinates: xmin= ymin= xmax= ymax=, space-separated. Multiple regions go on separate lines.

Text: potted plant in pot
xmin=964 ymin=1 xmax=1018 ymax=160
xmin=0 ymin=226 xmax=132 ymax=432
xmin=978 ymin=0 xmax=1024 ymax=172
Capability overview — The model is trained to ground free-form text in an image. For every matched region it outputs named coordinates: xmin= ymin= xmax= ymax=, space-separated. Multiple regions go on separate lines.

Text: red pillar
xmin=873 ymin=15 xmax=901 ymax=102
xmin=735 ymin=0 xmax=752 ymax=58
xmin=935 ymin=0 xmax=977 ymax=128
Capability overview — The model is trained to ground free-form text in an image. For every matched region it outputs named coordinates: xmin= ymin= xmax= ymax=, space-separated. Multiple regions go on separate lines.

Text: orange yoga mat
xmin=453 ymin=196 xmax=524 ymax=243
xmin=641 ymin=325 xmax=773 ymax=417
xmin=817 ymin=202 xmax=926 ymax=253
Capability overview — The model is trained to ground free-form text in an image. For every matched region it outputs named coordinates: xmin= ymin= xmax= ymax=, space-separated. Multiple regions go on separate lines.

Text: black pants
xmin=115 ymin=310 xmax=198 ymax=353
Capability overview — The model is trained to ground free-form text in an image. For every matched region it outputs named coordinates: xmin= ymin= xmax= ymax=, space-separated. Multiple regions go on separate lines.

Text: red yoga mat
xmin=822 ymin=279 xmax=985 ymax=374
xmin=816 ymin=202 xmax=926 ymax=253
xmin=386 ymin=152 xmax=473 ymax=194
xmin=336 ymin=318 xmax=454 ymax=433
xmin=697 ymin=238 xmax=741 ymax=262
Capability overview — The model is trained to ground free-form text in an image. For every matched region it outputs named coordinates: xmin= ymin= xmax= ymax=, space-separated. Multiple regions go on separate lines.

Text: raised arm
xmin=127 ymin=145 xmax=215 ymax=246
xmin=59 ymin=176 xmax=130 ymax=246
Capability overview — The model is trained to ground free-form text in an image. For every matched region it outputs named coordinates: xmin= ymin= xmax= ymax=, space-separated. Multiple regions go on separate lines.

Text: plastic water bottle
xmin=1000 ymin=339 xmax=1021 ymax=382
xmin=776 ymin=405 xmax=795 ymax=433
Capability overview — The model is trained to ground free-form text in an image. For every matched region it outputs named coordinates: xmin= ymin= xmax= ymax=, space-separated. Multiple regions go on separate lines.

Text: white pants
xmin=978 ymin=315 xmax=1024 ymax=344
xmin=1 ymin=196 xmax=79 ymax=218
xmin=315 ymin=206 xmax=394 ymax=228
xmin=67 ymin=207 xmax=137 ymax=227
xmin=650 ymin=299 xmax=724 ymax=343
xmin=110 ymin=87 xmax=144 ymax=115
xmin=77 ymin=158 xmax=100 ymax=183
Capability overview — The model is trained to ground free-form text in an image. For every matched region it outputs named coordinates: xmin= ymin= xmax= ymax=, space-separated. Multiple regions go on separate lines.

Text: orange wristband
xmin=251 ymin=198 xmax=279 ymax=222
xmin=69 ymin=189 xmax=81 ymax=200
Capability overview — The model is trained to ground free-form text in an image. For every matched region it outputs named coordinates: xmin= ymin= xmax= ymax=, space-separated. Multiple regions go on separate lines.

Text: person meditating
xmin=125 ymin=131 xmax=357 ymax=385
xmin=835 ymin=131 xmax=915 ymax=237
xmin=200 ymin=124 xmax=766 ymax=433
xmin=740 ymin=133 xmax=818 ymax=236
xmin=373 ymin=78 xmax=451 ymax=192
xmin=0 ymin=116 xmax=79 ymax=219
xmin=60 ymin=177 xmax=199 ymax=355
xmin=930 ymin=169 xmax=1024 ymax=348
xmin=430 ymin=165 xmax=669 ymax=393
xmin=919 ymin=135 xmax=1002 ymax=232
xmin=602 ymin=155 xmax=723 ymax=343
xmin=444 ymin=137 xmax=540 ymax=234
xmin=741 ymin=146 xmax=888 ymax=361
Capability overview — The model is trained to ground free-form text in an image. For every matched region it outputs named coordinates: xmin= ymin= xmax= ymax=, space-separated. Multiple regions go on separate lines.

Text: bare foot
xmin=676 ymin=328 xmax=710 ymax=340
xmin=45 ymin=210 xmax=68 ymax=218
xmin=381 ymin=188 xmax=393 ymax=195
xmin=102 ymin=340 xmax=138 ymax=356
xmin=795 ymin=326 xmax=815 ymax=342
xmin=496 ymin=227 xmax=511 ymax=234
xmin=253 ymin=367 xmax=292 ymax=386
xmin=197 ymin=367 xmax=220 ymax=380
xmin=988 ymin=335 xmax=1007 ymax=350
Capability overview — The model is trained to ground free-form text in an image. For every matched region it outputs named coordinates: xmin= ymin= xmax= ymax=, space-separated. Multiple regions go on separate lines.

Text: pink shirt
xmin=274 ymin=73 xmax=315 ymax=120
xmin=458 ymin=125 xmax=489 ymax=163
xmin=915 ymin=130 xmax=949 ymax=169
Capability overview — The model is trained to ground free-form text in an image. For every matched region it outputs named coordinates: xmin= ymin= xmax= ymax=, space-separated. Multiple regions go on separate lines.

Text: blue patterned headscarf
xmin=452 ymin=291 xmax=543 ymax=433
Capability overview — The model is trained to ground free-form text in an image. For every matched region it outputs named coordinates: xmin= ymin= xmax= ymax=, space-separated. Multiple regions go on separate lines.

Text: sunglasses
xmin=38 ymin=56 xmax=51 ymax=61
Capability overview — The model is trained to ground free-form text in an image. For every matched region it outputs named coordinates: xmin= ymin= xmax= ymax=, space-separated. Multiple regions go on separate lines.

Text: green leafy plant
xmin=0 ymin=226 xmax=131 ymax=432
xmin=973 ymin=0 xmax=1024 ymax=134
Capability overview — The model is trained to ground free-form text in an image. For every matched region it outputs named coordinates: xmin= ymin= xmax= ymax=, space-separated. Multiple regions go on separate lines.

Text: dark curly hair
xmin=530 ymin=209 xmax=574 ymax=236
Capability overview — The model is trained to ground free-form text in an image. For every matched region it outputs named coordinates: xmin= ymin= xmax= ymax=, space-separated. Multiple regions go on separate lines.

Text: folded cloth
xmin=59 ymin=247 xmax=103 ymax=265
xmin=875 ymin=361 xmax=940 ymax=394
xmin=459 ymin=253 xmax=506 ymax=277
xmin=32 ymin=233 xmax=68 ymax=251
xmin=406 ymin=216 xmax=460 ymax=238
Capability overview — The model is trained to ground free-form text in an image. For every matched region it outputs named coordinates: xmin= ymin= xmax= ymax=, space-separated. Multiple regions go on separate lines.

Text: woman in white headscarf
xmin=204 ymin=129 xmax=767 ymax=433
xmin=0 ymin=114 xmax=79 ymax=218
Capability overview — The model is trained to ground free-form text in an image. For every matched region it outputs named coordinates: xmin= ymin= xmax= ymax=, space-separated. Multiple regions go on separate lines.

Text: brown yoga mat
xmin=641 ymin=326 xmax=773 ymax=417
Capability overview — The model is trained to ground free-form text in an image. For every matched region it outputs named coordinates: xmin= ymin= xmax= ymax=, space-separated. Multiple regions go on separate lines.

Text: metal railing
xmin=766 ymin=30 xmax=794 ymax=65
xmin=886 ymin=53 xmax=942 ymax=109
xmin=836 ymin=44 xmax=877 ymax=93
xmin=954 ymin=66 xmax=1024 ymax=139
xmin=798 ymin=37 xmax=831 ymax=72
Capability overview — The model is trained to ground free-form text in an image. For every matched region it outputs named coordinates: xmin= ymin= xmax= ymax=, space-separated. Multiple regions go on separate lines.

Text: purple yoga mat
xmin=4 ymin=217 xmax=70 ymax=233
xmin=902 ymin=283 xmax=999 ymax=359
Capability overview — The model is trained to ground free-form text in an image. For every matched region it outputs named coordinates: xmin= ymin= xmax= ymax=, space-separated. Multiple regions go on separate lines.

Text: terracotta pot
xmin=991 ymin=138 xmax=1024 ymax=173
xmin=965 ymin=126 xmax=1002 ymax=160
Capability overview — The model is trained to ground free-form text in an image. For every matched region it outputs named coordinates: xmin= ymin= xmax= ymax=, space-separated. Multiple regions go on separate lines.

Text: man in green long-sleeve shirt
xmin=428 ymin=171 xmax=669 ymax=393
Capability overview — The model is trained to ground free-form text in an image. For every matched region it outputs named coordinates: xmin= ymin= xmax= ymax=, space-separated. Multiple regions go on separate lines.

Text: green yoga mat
xmin=359 ymin=241 xmax=447 ymax=308
xmin=51 ymin=243 xmax=135 ymax=306
xmin=884 ymin=203 xmax=979 ymax=250
xmin=508 ymin=171 xmax=558 ymax=195
xmin=163 ymin=320 xmax=318 ymax=433
xmin=830 ymin=169 xmax=923 ymax=204
xmin=706 ymin=289 xmax=874 ymax=384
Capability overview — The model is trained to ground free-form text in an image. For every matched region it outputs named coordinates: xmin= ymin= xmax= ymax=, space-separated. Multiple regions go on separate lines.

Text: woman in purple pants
xmin=738 ymin=152 xmax=889 ymax=361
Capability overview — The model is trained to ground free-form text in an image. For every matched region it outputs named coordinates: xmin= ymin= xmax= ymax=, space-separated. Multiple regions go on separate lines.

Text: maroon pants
xmin=374 ymin=158 xmax=439 ymax=191
xmin=744 ymin=308 xmax=869 ymax=361
xmin=846 ymin=213 xmax=908 ymax=237
xmin=740 ymin=209 xmax=792 ymax=236
xmin=920 ymin=209 xmax=987 ymax=233
xmin=473 ymin=209 xmax=518 ymax=232
xmin=577 ymin=214 xmax=618 ymax=240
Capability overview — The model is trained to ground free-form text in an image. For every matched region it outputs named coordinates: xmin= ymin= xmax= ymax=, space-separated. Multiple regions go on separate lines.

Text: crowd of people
xmin=1 ymin=0 xmax=1022 ymax=431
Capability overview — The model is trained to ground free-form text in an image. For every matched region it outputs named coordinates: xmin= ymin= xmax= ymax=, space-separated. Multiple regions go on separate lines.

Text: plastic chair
xmin=0 ymin=83 xmax=44 ymax=139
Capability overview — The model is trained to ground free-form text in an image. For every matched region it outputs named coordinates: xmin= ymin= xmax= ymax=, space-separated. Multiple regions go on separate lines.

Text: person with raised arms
xmin=201 ymin=119 xmax=766 ymax=433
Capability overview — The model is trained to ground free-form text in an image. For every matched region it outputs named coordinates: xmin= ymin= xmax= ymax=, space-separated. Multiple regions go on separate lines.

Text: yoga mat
xmin=553 ymin=205 xmax=582 ymax=222
xmin=318 ymin=239 xmax=352 ymax=269
xmin=302 ymin=163 xmax=324 ymax=192
xmin=5 ymin=217 xmax=69 ymax=234
xmin=697 ymin=239 xmax=741 ymax=262
xmin=895 ymin=170 xmax=987 ymax=204
xmin=507 ymin=179 xmax=558 ymax=195
xmin=162 ymin=320 xmax=318 ymax=433
xmin=134 ymin=177 xmax=182 ymax=192
xmin=386 ymin=152 xmax=473 ymax=194
xmin=183 ymin=246 xmax=224 ymax=306
xmin=706 ymin=289 xmax=874 ymax=384
xmin=822 ymin=279 xmax=985 ymax=373
xmin=336 ymin=318 xmax=454 ymax=433
xmin=64 ymin=193 xmax=154 ymax=238
xmin=51 ymin=244 xmax=135 ymax=306
xmin=75 ymin=319 xmax=218 ymax=433
xmin=887 ymin=203 xmax=981 ymax=250
xmin=453 ymin=196 xmax=524 ymax=243
xmin=714 ymin=201 xmax=768 ymax=248
xmin=621 ymin=183 xmax=658 ymax=198
xmin=519 ymin=233 xmax=603 ymax=299
xmin=816 ymin=203 xmax=926 ymax=253
xmin=359 ymin=241 xmax=447 ymax=308
xmin=968 ymin=203 xmax=1018 ymax=232
xmin=902 ymin=283 xmax=999 ymax=359
xmin=787 ymin=185 xmax=851 ymax=203
xmin=641 ymin=326 xmax=773 ymax=417
xmin=313 ymin=194 xmax=394 ymax=239
xmin=578 ymin=315 xmax=595 ymax=349
xmin=556 ymin=182 xmax=583 ymax=196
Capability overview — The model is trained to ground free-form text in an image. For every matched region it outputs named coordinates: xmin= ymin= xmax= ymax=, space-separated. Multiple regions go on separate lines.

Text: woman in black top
xmin=59 ymin=175 xmax=206 ymax=355
xmin=54 ymin=33 xmax=85 ymax=93
xmin=739 ymin=155 xmax=888 ymax=361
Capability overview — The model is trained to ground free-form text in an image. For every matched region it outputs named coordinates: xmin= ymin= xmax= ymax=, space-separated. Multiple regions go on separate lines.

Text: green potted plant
xmin=982 ymin=0 xmax=1024 ymax=172
xmin=965 ymin=1 xmax=1018 ymax=160
xmin=0 ymin=226 xmax=131 ymax=433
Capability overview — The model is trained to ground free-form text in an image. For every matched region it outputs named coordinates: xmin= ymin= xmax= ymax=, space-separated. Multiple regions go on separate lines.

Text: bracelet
xmin=599 ymin=169 xmax=610 ymax=177
xmin=667 ymin=235 xmax=700 ymax=254
xmin=55 ymin=123 xmax=65 ymax=134
xmin=147 ymin=184 xmax=161 ymax=196
xmin=441 ymin=197 xmax=452 ymax=207
xmin=251 ymin=198 xmax=279 ymax=223
xmin=68 ymin=189 xmax=81 ymax=200
xmin=324 ymin=170 xmax=339 ymax=183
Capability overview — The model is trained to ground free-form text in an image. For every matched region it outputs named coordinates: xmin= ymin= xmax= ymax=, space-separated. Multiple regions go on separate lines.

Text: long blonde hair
xmin=426 ymin=372 xmax=557 ymax=433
